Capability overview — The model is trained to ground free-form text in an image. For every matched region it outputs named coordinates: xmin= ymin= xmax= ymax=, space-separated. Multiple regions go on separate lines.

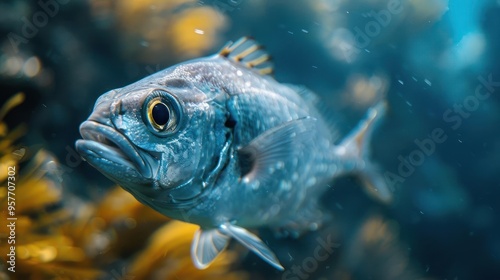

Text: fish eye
xmin=143 ymin=90 xmax=181 ymax=135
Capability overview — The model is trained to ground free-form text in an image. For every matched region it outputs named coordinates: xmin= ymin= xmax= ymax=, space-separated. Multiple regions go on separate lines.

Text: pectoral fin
xmin=191 ymin=228 xmax=231 ymax=269
xmin=238 ymin=117 xmax=316 ymax=184
xmin=220 ymin=223 xmax=284 ymax=271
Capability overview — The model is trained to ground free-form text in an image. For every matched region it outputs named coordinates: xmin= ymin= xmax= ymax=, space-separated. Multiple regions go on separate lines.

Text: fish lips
xmin=76 ymin=121 xmax=156 ymax=182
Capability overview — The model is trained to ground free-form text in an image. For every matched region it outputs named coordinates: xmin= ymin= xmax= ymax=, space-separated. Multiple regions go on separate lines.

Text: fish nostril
xmin=118 ymin=100 xmax=126 ymax=115
xmin=111 ymin=100 xmax=126 ymax=116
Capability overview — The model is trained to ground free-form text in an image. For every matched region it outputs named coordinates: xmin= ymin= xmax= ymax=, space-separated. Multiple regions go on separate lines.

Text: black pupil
xmin=152 ymin=102 xmax=169 ymax=126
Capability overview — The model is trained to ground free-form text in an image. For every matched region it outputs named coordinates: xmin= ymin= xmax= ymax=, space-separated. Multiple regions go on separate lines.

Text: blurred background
xmin=1 ymin=0 xmax=499 ymax=279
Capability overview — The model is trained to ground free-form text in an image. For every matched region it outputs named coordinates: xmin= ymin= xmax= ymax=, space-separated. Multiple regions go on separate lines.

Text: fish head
xmin=76 ymin=75 xmax=231 ymax=213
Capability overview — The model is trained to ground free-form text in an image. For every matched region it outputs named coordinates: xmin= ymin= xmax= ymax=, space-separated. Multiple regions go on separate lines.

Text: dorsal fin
xmin=219 ymin=37 xmax=274 ymax=75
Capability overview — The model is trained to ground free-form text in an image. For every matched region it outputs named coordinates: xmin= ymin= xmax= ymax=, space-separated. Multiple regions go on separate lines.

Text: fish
xmin=75 ymin=37 xmax=391 ymax=271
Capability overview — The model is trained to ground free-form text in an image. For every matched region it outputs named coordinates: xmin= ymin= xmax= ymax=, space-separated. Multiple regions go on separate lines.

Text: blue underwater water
xmin=1 ymin=0 xmax=499 ymax=279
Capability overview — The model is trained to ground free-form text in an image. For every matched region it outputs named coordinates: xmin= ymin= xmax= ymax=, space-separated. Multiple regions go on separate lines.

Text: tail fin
xmin=336 ymin=102 xmax=392 ymax=203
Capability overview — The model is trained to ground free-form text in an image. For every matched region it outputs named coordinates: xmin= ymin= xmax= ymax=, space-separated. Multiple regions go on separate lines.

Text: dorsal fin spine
xmin=220 ymin=37 xmax=248 ymax=57
xmin=246 ymin=54 xmax=270 ymax=68
xmin=233 ymin=44 xmax=260 ymax=61
xmin=218 ymin=42 xmax=233 ymax=57
xmin=258 ymin=67 xmax=273 ymax=75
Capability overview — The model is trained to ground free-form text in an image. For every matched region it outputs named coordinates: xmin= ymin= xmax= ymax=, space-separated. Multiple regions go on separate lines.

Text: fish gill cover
xmin=0 ymin=0 xmax=499 ymax=279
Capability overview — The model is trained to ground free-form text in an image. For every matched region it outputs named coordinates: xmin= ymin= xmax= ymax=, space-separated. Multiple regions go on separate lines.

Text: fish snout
xmin=87 ymin=101 xmax=114 ymax=127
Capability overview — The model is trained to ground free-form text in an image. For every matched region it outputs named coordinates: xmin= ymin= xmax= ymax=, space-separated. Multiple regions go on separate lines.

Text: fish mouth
xmin=76 ymin=121 xmax=154 ymax=179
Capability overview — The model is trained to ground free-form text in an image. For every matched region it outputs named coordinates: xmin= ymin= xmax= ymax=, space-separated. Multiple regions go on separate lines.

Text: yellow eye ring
xmin=147 ymin=98 xmax=177 ymax=131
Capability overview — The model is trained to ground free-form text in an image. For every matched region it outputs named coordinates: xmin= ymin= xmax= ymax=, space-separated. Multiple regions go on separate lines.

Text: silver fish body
xmin=76 ymin=37 xmax=390 ymax=270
